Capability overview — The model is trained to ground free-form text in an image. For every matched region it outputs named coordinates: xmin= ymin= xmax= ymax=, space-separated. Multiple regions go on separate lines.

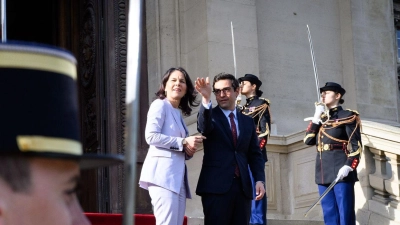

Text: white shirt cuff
xmin=202 ymin=101 xmax=212 ymax=109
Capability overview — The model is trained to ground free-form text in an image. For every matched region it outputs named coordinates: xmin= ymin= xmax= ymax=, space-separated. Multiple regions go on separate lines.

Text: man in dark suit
xmin=195 ymin=73 xmax=266 ymax=225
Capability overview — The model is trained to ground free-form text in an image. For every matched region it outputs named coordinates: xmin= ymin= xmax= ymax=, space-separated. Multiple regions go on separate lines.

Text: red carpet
xmin=85 ymin=213 xmax=187 ymax=225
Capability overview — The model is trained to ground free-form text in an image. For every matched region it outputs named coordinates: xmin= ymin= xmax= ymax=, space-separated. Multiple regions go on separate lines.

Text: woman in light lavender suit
xmin=139 ymin=67 xmax=206 ymax=225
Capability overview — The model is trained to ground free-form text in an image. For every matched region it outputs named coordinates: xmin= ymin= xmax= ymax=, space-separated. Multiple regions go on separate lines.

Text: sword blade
xmin=306 ymin=25 xmax=320 ymax=103
xmin=231 ymin=21 xmax=242 ymax=106
xmin=231 ymin=21 xmax=237 ymax=78
xmin=304 ymin=176 xmax=340 ymax=217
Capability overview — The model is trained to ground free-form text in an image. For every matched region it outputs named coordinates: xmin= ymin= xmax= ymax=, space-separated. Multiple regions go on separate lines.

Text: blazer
xmin=196 ymin=104 xmax=265 ymax=199
xmin=139 ymin=99 xmax=191 ymax=198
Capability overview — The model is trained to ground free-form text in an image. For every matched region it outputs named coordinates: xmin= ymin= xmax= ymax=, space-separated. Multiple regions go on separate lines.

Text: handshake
xmin=183 ymin=135 xmax=207 ymax=157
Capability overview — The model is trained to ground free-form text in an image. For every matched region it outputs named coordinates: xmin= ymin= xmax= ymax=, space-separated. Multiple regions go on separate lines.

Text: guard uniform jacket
xmin=304 ymin=106 xmax=362 ymax=185
xmin=241 ymin=96 xmax=271 ymax=162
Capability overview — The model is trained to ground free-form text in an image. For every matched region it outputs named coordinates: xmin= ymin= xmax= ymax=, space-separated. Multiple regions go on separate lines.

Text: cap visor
xmin=238 ymin=77 xmax=251 ymax=82
xmin=0 ymin=152 xmax=124 ymax=169
xmin=320 ymin=87 xmax=333 ymax=93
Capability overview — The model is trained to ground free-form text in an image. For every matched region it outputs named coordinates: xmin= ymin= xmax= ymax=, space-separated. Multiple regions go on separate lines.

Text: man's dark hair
xmin=155 ymin=67 xmax=199 ymax=116
xmin=0 ymin=155 xmax=31 ymax=192
xmin=213 ymin=73 xmax=240 ymax=91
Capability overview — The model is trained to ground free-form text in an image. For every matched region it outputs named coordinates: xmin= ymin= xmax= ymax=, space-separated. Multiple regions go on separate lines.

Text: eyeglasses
xmin=213 ymin=87 xmax=232 ymax=95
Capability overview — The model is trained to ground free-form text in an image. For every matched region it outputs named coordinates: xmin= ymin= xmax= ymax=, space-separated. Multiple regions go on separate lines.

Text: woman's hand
xmin=184 ymin=135 xmax=206 ymax=156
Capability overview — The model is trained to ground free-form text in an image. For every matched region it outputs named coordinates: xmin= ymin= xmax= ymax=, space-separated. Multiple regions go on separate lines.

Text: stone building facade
xmin=145 ymin=0 xmax=400 ymax=224
xmin=5 ymin=0 xmax=400 ymax=224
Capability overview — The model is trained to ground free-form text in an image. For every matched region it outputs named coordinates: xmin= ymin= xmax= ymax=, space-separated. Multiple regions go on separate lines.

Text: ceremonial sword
xmin=231 ymin=21 xmax=237 ymax=78
xmin=304 ymin=175 xmax=341 ymax=217
xmin=231 ymin=21 xmax=242 ymax=107
xmin=304 ymin=24 xmax=329 ymax=123
xmin=307 ymin=24 xmax=320 ymax=103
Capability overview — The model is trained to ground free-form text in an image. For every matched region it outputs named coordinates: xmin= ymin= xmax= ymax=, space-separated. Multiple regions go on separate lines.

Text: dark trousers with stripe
xmin=318 ymin=182 xmax=356 ymax=225
xmin=249 ymin=166 xmax=267 ymax=225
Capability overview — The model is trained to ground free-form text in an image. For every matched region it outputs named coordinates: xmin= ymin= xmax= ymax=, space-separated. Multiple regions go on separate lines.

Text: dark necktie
xmin=229 ymin=112 xmax=237 ymax=145
xmin=229 ymin=112 xmax=240 ymax=177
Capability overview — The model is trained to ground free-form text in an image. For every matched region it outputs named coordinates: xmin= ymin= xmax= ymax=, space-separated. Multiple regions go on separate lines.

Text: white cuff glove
xmin=337 ymin=165 xmax=353 ymax=180
xmin=312 ymin=104 xmax=325 ymax=124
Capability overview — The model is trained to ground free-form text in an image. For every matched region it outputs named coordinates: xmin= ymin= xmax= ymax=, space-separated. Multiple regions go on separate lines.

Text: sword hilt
xmin=236 ymin=95 xmax=242 ymax=109
xmin=315 ymin=102 xmax=330 ymax=124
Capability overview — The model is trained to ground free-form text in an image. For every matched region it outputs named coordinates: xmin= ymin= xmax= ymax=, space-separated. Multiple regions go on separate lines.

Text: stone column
xmin=385 ymin=152 xmax=400 ymax=209
xmin=146 ymin=0 xmax=181 ymax=99
xmin=369 ymin=147 xmax=391 ymax=204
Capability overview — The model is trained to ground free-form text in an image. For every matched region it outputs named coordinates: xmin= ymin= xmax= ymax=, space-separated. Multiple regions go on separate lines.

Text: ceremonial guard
xmin=304 ymin=82 xmax=362 ymax=225
xmin=238 ymin=74 xmax=271 ymax=225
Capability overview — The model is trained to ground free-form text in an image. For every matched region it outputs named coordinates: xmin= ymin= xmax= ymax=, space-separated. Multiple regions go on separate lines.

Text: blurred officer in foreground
xmin=0 ymin=42 xmax=123 ymax=225
xmin=304 ymin=82 xmax=362 ymax=225
xmin=238 ymin=74 xmax=271 ymax=225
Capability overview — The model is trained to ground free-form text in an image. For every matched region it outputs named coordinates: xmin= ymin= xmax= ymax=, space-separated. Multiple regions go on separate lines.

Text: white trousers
xmin=148 ymin=181 xmax=186 ymax=225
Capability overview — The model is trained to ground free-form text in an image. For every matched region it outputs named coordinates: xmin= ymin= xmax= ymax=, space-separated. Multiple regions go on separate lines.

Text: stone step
xmin=187 ymin=218 xmax=324 ymax=225
xmin=268 ymin=220 xmax=324 ymax=225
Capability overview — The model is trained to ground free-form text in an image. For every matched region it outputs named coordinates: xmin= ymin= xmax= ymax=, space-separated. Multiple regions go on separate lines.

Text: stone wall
xmin=255 ymin=0 xmax=343 ymax=134
xmin=339 ymin=0 xmax=399 ymax=122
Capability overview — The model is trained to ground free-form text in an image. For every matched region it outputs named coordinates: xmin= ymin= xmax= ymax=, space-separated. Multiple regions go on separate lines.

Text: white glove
xmin=337 ymin=165 xmax=353 ymax=180
xmin=312 ymin=104 xmax=325 ymax=124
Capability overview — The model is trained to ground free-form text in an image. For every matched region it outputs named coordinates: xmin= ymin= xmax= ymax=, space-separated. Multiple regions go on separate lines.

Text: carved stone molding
xmin=80 ymin=6 xmax=96 ymax=88
xmin=79 ymin=1 xmax=98 ymax=151
xmin=114 ymin=0 xmax=128 ymax=211
xmin=78 ymin=0 xmax=104 ymax=212
xmin=83 ymin=93 xmax=98 ymax=150
xmin=116 ymin=0 xmax=127 ymax=156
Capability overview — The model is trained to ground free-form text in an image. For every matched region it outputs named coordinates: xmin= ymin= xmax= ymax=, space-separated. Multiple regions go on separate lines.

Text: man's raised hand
xmin=195 ymin=77 xmax=211 ymax=104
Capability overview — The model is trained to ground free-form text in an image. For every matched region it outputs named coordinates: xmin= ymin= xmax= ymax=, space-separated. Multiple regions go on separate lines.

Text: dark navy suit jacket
xmin=196 ymin=104 xmax=265 ymax=199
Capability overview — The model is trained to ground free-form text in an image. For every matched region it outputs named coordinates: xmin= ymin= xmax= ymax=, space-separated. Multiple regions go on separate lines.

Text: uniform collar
xmin=329 ymin=106 xmax=342 ymax=114
xmin=246 ymin=95 xmax=258 ymax=103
